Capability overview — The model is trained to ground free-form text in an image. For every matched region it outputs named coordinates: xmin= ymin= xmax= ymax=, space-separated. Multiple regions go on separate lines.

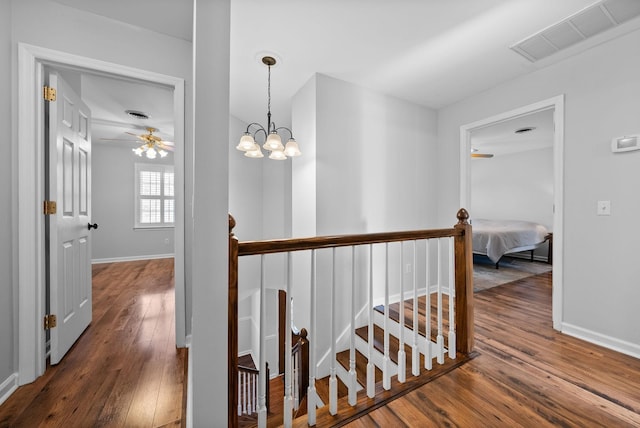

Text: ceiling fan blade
xmin=158 ymin=142 xmax=175 ymax=151
xmin=160 ymin=140 xmax=175 ymax=146
xmin=99 ymin=138 xmax=139 ymax=142
xmin=471 ymin=153 xmax=494 ymax=158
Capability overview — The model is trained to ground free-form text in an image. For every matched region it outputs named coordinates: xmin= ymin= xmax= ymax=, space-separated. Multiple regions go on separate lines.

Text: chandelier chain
xmin=267 ymin=64 xmax=271 ymax=128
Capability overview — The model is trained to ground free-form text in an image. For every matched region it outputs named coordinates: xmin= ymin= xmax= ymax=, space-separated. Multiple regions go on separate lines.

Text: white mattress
xmin=472 ymin=219 xmax=549 ymax=263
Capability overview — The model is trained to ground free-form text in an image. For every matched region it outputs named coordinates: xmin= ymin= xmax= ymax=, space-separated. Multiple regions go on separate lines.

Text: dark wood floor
xmin=345 ymin=271 xmax=640 ymax=427
xmin=0 ymin=258 xmax=186 ymax=428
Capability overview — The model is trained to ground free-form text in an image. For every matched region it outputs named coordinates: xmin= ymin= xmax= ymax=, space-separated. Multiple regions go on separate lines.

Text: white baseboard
xmin=0 ymin=373 xmax=18 ymax=407
xmin=561 ymin=322 xmax=640 ymax=359
xmin=92 ymin=254 xmax=174 ymax=264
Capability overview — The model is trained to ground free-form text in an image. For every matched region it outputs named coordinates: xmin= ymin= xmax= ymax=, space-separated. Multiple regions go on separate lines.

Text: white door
xmin=47 ymin=71 xmax=93 ymax=364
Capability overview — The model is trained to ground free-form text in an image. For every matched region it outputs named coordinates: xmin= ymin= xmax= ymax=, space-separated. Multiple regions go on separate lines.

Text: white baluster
xmin=307 ymin=250 xmax=317 ymax=426
xmin=247 ymin=372 xmax=252 ymax=414
xmin=246 ymin=371 xmax=250 ymax=414
xmin=329 ymin=248 xmax=338 ymax=415
xmin=293 ymin=353 xmax=299 ymax=411
xmin=397 ymin=243 xmax=406 ymax=383
xmin=255 ymin=255 xmax=267 ymax=426
xmin=412 ymin=240 xmax=420 ymax=376
xmin=284 ymin=253 xmax=293 ymax=427
xmin=348 ymin=246 xmax=357 ymax=406
xmin=383 ymin=243 xmax=391 ymax=390
xmin=436 ymin=239 xmax=445 ymax=365
xmin=252 ymin=372 xmax=257 ymax=414
xmin=366 ymin=244 xmax=375 ymax=398
xmin=238 ymin=372 xmax=242 ymax=415
xmin=425 ymin=240 xmax=432 ymax=370
xmin=448 ymin=237 xmax=456 ymax=359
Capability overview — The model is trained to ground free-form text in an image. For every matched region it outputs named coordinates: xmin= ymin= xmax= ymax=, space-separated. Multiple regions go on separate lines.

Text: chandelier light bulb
xmin=245 ymin=147 xmax=264 ymax=158
xmin=284 ymin=138 xmax=301 ymax=157
xmin=159 ymin=149 xmax=168 ymax=158
xmin=269 ymin=149 xmax=287 ymax=160
xmin=237 ymin=133 xmax=256 ymax=151
xmin=146 ymin=147 xmax=157 ymax=159
xmin=133 ymin=147 xmax=144 ymax=156
xmin=264 ymin=131 xmax=284 ymax=151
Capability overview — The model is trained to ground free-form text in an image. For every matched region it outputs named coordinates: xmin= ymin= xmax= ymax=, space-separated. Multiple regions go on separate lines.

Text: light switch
xmin=597 ymin=200 xmax=611 ymax=216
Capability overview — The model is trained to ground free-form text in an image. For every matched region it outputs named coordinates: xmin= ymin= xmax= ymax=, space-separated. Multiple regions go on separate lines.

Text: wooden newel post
xmin=454 ymin=208 xmax=474 ymax=354
xmin=229 ymin=214 xmax=239 ymax=428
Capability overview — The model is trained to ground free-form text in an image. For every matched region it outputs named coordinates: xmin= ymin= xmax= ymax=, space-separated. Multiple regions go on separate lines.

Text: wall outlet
xmin=597 ymin=200 xmax=611 ymax=216
xmin=405 ymin=263 xmax=412 ymax=273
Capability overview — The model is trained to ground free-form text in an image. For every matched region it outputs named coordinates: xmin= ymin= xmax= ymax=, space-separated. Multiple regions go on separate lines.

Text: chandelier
xmin=236 ymin=56 xmax=301 ymax=160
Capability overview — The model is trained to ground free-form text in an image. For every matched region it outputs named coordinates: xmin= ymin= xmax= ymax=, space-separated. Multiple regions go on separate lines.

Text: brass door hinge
xmin=44 ymin=314 xmax=57 ymax=330
xmin=43 ymin=200 xmax=57 ymax=215
xmin=43 ymin=86 xmax=57 ymax=102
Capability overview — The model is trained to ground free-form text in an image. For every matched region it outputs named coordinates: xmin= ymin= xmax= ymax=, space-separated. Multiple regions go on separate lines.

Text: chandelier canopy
xmin=236 ymin=56 xmax=301 ymax=160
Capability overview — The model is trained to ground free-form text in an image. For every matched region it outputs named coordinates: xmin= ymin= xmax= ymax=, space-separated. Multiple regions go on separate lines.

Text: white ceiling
xmin=470 ymin=109 xmax=554 ymax=157
xmin=51 ymin=0 xmax=640 ymax=147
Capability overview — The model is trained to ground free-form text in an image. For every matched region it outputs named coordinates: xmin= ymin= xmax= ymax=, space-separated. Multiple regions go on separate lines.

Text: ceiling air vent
xmin=510 ymin=0 xmax=640 ymax=62
xmin=126 ymin=109 xmax=150 ymax=120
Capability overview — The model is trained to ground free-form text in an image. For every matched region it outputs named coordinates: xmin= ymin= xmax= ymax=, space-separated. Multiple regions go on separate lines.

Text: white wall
xmin=190 ymin=0 xmax=231 ymax=424
xmin=1 ymin=0 xmax=16 ymax=404
xmin=438 ymin=28 xmax=640 ymax=355
xmin=471 ymin=147 xmax=554 ymax=230
xmin=291 ymin=74 xmax=440 ymax=375
xmin=91 ymin=143 xmax=175 ymax=261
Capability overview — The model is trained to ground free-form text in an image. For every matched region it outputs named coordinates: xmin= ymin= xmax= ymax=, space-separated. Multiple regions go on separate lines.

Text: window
xmin=135 ymin=163 xmax=174 ymax=228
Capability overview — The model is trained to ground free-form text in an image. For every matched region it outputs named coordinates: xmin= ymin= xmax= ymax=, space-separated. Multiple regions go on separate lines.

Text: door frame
xmin=459 ymin=95 xmax=564 ymax=330
xmin=17 ymin=43 xmax=187 ymax=384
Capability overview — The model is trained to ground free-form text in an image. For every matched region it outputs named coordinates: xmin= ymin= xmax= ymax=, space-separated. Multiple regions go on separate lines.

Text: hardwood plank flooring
xmin=0 ymin=259 xmax=186 ymax=428
xmin=344 ymin=272 xmax=640 ymax=427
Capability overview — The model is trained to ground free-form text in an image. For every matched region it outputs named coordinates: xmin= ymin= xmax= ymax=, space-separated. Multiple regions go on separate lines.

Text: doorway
xmin=459 ymin=95 xmax=564 ymax=330
xmin=17 ymin=43 xmax=186 ymax=384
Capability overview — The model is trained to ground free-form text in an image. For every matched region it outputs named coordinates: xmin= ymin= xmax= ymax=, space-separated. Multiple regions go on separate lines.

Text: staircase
xmin=298 ymin=293 xmax=471 ymax=427
xmin=229 ymin=209 xmax=475 ymax=428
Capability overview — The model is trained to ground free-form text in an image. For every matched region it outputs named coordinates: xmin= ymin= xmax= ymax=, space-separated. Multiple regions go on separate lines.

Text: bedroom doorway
xmin=459 ymin=95 xmax=564 ymax=331
xmin=17 ymin=44 xmax=186 ymax=385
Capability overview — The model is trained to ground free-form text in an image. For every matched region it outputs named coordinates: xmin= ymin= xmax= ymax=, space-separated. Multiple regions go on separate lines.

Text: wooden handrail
xmin=238 ymin=228 xmax=459 ymax=256
xmin=238 ymin=365 xmax=259 ymax=375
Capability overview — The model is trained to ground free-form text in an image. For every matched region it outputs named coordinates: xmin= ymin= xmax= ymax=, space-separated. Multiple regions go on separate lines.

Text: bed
xmin=471 ymin=219 xmax=550 ymax=267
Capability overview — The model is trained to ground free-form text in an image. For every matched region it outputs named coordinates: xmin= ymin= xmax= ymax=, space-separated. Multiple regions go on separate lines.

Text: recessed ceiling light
xmin=515 ymin=127 xmax=536 ymax=134
xmin=126 ymin=110 xmax=151 ymax=120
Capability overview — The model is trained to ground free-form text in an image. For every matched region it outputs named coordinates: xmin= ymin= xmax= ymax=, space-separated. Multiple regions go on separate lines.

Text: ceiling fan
xmin=101 ymin=127 xmax=175 ymax=159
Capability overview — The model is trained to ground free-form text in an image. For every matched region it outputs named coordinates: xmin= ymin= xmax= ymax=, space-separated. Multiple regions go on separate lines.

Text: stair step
xmin=314 ymin=372 xmax=349 ymax=405
xmin=355 ymin=324 xmax=413 ymax=366
xmin=336 ymin=348 xmax=383 ymax=387
xmin=374 ymin=294 xmax=452 ymax=343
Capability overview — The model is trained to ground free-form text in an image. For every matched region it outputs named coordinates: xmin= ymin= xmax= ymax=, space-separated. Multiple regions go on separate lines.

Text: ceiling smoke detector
xmin=125 ymin=110 xmax=151 ymax=120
